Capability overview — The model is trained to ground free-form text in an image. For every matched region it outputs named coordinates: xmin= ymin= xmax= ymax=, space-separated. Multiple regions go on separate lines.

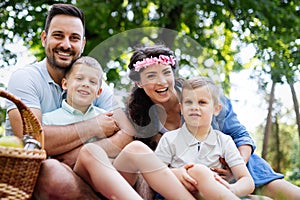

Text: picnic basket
xmin=0 ymin=89 xmax=47 ymax=200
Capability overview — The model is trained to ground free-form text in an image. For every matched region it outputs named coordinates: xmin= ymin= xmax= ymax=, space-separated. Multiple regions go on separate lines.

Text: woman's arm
xmin=238 ymin=144 xmax=252 ymax=163
xmin=211 ymin=133 xmax=252 ymax=182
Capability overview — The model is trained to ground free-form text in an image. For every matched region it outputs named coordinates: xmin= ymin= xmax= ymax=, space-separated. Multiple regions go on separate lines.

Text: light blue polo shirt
xmin=42 ymin=99 xmax=106 ymax=126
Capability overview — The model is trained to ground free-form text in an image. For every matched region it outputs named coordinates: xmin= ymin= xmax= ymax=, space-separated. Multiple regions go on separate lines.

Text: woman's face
xmin=137 ymin=64 xmax=175 ymax=104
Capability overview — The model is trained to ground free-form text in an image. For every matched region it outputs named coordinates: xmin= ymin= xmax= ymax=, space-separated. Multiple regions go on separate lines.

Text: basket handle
xmin=0 ymin=89 xmax=44 ymax=149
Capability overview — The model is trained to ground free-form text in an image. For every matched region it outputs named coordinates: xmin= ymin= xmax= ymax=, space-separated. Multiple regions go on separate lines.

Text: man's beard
xmin=47 ymin=53 xmax=76 ymax=71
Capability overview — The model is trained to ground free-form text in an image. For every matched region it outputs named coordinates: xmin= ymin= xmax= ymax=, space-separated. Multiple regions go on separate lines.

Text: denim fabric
xmin=213 ymin=96 xmax=256 ymax=152
xmin=213 ymin=96 xmax=283 ymax=186
xmin=247 ymin=154 xmax=284 ymax=187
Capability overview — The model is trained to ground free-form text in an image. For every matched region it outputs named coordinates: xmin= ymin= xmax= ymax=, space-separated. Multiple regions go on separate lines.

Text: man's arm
xmin=43 ymin=112 xmax=121 ymax=155
xmin=7 ymin=108 xmax=26 ymax=137
xmin=50 ymin=108 xmax=135 ymax=167
xmin=9 ymin=107 xmax=120 ymax=155
xmin=95 ymin=129 xmax=133 ymax=158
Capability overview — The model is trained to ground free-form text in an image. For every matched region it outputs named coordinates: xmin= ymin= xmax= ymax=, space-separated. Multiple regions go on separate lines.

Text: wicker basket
xmin=0 ymin=89 xmax=47 ymax=200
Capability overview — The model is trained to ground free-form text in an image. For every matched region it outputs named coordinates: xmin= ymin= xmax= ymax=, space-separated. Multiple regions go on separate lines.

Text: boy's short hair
xmin=66 ymin=56 xmax=103 ymax=86
xmin=181 ymin=76 xmax=222 ymax=106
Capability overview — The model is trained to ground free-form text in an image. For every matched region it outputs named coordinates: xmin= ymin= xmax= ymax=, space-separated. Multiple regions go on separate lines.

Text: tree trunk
xmin=289 ymin=81 xmax=300 ymax=145
xmin=274 ymin=114 xmax=280 ymax=172
xmin=262 ymin=81 xmax=276 ymax=160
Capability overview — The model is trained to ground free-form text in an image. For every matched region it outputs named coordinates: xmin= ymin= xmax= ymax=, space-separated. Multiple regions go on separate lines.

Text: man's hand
xmin=211 ymin=157 xmax=235 ymax=182
xmin=172 ymin=164 xmax=197 ymax=193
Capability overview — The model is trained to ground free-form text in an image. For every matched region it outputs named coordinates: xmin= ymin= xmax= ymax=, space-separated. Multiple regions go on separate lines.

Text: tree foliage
xmin=1 ymin=1 xmax=299 ymax=90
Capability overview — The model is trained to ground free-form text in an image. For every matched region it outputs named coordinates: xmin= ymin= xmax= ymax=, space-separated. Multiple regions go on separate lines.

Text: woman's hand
xmin=82 ymin=112 xmax=120 ymax=139
xmin=211 ymin=157 xmax=235 ymax=182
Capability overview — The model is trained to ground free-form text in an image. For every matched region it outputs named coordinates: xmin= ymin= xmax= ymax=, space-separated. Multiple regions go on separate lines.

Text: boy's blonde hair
xmin=66 ymin=56 xmax=103 ymax=86
xmin=181 ymin=76 xmax=222 ymax=107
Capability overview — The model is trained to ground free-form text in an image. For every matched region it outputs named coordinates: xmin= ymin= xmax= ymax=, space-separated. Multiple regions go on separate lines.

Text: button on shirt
xmin=155 ymin=123 xmax=245 ymax=169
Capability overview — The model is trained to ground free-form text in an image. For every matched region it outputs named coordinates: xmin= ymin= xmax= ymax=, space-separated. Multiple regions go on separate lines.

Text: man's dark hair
xmin=44 ymin=4 xmax=85 ymax=35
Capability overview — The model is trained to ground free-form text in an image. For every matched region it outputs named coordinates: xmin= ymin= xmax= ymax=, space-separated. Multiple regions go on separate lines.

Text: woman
xmin=126 ymin=44 xmax=300 ymax=199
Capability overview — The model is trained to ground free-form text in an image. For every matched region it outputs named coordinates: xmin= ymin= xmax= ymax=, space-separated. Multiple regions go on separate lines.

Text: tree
xmin=254 ymin=110 xmax=299 ymax=183
xmin=262 ymin=81 xmax=275 ymax=160
xmin=232 ymin=0 xmax=300 ymax=156
xmin=289 ymin=81 xmax=300 ymax=144
xmin=0 ymin=0 xmax=251 ymax=93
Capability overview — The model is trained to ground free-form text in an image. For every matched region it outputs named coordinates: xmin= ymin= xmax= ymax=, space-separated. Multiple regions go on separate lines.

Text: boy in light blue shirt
xmin=42 ymin=56 xmax=106 ymax=127
xmin=42 ymin=56 xmax=108 ymax=146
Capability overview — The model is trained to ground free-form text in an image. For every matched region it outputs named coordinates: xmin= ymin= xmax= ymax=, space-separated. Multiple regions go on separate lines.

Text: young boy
xmin=42 ymin=56 xmax=106 ymax=126
xmin=42 ymin=56 xmax=195 ymax=200
xmin=155 ymin=76 xmax=255 ymax=199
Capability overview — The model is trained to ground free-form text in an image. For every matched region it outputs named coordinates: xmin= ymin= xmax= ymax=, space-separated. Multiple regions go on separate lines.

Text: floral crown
xmin=133 ymin=55 xmax=176 ymax=72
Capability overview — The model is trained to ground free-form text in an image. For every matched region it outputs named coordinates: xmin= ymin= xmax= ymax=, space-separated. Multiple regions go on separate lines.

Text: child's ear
xmin=62 ymin=78 xmax=68 ymax=90
xmin=96 ymin=88 xmax=102 ymax=97
xmin=214 ymin=104 xmax=222 ymax=116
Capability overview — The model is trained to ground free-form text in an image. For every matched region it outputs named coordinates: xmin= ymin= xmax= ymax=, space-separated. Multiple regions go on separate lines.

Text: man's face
xmin=41 ymin=14 xmax=86 ymax=70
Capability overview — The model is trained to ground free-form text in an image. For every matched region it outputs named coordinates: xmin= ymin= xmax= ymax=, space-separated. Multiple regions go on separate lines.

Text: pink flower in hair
xmin=133 ymin=55 xmax=176 ymax=72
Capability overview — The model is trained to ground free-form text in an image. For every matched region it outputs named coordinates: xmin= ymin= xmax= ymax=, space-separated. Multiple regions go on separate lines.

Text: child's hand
xmin=213 ymin=173 xmax=236 ymax=194
xmin=172 ymin=164 xmax=197 ymax=193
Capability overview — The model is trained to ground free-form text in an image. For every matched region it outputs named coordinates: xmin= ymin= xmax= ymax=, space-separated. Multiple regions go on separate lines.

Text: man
xmin=5 ymin=4 xmax=134 ymax=199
